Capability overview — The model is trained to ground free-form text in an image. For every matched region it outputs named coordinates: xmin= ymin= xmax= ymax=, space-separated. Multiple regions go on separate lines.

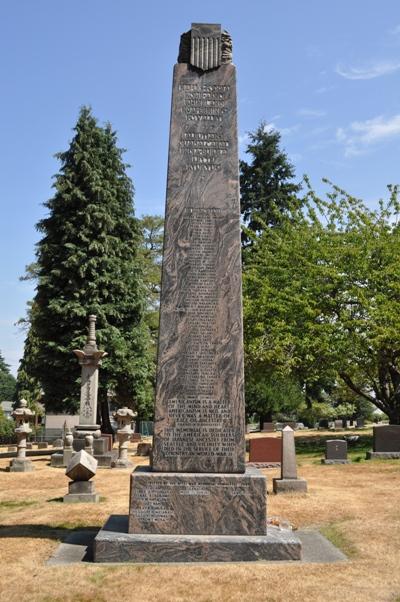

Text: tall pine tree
xmin=0 ymin=351 xmax=16 ymax=401
xmin=19 ymin=107 xmax=153 ymax=429
xmin=240 ymin=122 xmax=301 ymax=245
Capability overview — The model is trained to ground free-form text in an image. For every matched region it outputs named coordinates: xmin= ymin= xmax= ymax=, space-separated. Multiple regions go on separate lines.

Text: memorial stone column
xmin=73 ymin=315 xmax=107 ymax=453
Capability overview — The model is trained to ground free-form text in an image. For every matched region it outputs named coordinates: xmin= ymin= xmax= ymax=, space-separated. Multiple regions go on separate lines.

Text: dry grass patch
xmin=0 ymin=444 xmax=399 ymax=602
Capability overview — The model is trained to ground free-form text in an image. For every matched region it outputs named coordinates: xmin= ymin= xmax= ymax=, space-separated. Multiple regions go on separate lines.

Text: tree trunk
xmin=259 ymin=411 xmax=273 ymax=431
xmin=387 ymin=408 xmax=400 ymax=425
xmin=97 ymin=393 xmax=114 ymax=436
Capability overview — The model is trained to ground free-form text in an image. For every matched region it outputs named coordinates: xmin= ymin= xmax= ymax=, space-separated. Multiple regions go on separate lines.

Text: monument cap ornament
xmin=66 ymin=449 xmax=97 ymax=481
xmin=178 ymin=22 xmax=232 ymax=69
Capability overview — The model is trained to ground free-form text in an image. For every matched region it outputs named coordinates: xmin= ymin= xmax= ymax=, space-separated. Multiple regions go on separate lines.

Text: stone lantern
xmin=112 ymin=407 xmax=136 ymax=468
xmin=9 ymin=399 xmax=35 ymax=472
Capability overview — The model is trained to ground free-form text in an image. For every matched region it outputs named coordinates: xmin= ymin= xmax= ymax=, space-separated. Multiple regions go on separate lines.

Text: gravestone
xmin=249 ymin=437 xmax=281 ymax=464
xmin=273 ymin=427 xmax=307 ymax=493
xmin=321 ymin=440 xmax=350 ymax=464
xmin=366 ymin=425 xmax=400 ymax=459
xmin=356 ymin=417 xmax=365 ymax=428
xmin=94 ymin=23 xmax=301 ymax=563
xmin=334 ymin=420 xmax=343 ymax=430
xmin=262 ymin=422 xmax=275 ymax=432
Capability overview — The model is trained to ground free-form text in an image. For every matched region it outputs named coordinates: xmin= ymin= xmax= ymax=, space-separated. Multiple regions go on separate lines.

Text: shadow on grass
xmin=0 ymin=523 xmax=100 ymax=542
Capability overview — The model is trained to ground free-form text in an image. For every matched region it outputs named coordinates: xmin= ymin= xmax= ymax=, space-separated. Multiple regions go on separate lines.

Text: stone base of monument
xmin=366 ymin=451 xmax=400 ymax=460
xmin=70 ymin=438 xmax=115 ymax=468
xmin=94 ymin=515 xmax=302 ymax=563
xmin=128 ymin=467 xmax=266 ymax=535
xmin=63 ymin=480 xmax=99 ymax=503
xmin=8 ymin=458 xmax=34 ymax=472
xmin=50 ymin=449 xmax=74 ymax=468
xmin=321 ymin=459 xmax=351 ymax=465
xmin=272 ymin=478 xmax=308 ymax=494
xmin=94 ymin=466 xmax=302 ymax=562
xmin=111 ymin=459 xmax=133 ymax=469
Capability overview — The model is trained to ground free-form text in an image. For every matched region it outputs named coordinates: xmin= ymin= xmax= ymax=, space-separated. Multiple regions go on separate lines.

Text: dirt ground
xmin=0 ymin=434 xmax=399 ymax=602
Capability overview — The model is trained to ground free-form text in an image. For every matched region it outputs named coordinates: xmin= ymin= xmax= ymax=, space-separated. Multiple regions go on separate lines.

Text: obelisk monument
xmin=94 ymin=24 xmax=302 ymax=561
xmin=152 ymin=23 xmax=245 ymax=474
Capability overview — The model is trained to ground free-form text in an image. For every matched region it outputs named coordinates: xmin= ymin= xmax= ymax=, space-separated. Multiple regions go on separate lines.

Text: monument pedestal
xmin=63 ymin=480 xmax=100 ymax=503
xmin=8 ymin=458 xmax=34 ymax=472
xmin=273 ymin=478 xmax=308 ymax=494
xmin=94 ymin=515 xmax=301 ymax=563
xmin=129 ymin=467 xmax=266 ymax=536
xmin=321 ymin=459 xmax=351 ymax=465
xmin=366 ymin=451 xmax=400 ymax=460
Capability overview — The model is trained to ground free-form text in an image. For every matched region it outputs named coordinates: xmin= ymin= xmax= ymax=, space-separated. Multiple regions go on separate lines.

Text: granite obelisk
xmin=152 ymin=23 xmax=245 ymax=474
xmin=128 ymin=23 xmax=265 ymax=538
xmin=94 ymin=24 xmax=302 ymax=561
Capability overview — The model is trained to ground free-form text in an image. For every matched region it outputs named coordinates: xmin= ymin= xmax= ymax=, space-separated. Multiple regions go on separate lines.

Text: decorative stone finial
xmin=87 ymin=314 xmax=97 ymax=347
xmin=178 ymin=23 xmax=232 ymax=69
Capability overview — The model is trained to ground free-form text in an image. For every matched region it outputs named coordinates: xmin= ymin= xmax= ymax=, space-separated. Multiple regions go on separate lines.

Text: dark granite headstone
xmin=136 ymin=442 xmax=152 ymax=456
xmin=373 ymin=425 xmax=400 ymax=452
xmin=321 ymin=440 xmax=350 ymax=464
xmin=326 ymin=440 xmax=347 ymax=459
xmin=95 ymin=23 xmax=302 ymax=562
xmin=249 ymin=437 xmax=281 ymax=463
xmin=356 ymin=417 xmax=365 ymax=428
xmin=262 ymin=422 xmax=275 ymax=432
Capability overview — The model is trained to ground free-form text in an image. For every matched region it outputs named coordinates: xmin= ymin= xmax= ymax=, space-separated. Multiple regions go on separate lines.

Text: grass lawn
xmin=0 ymin=433 xmax=399 ymax=602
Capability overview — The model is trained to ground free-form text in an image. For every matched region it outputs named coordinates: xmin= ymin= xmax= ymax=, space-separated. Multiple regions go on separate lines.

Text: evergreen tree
xmin=19 ymin=107 xmax=153 ymax=428
xmin=138 ymin=214 xmax=164 ymax=338
xmin=240 ymin=122 xmax=301 ymax=245
xmin=0 ymin=351 xmax=16 ymax=400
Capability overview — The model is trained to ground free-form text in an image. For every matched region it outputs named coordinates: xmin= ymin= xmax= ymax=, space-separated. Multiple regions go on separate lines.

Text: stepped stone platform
xmin=94 ymin=515 xmax=302 ymax=563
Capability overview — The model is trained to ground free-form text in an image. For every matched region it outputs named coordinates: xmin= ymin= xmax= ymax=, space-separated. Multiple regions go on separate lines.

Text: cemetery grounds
xmin=0 ymin=429 xmax=400 ymax=602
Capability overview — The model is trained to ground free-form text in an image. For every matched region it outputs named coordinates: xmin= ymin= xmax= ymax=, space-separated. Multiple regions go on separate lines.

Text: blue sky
xmin=1 ymin=0 xmax=400 ymax=375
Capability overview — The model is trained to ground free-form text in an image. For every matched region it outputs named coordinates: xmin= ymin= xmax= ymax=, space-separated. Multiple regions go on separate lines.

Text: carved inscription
xmin=131 ymin=480 xmax=251 ymax=522
xmin=179 ymin=83 xmax=230 ymax=121
xmin=178 ymin=83 xmax=231 ymax=171
xmin=179 ymin=207 xmax=218 ymax=395
xmin=152 ymin=62 xmax=245 ymax=472
xmin=82 ymin=372 xmax=93 ymax=419
xmin=160 ymin=426 xmax=236 ymax=457
xmin=131 ymin=485 xmax=174 ymax=521
xmin=159 ymin=205 xmax=239 ymax=459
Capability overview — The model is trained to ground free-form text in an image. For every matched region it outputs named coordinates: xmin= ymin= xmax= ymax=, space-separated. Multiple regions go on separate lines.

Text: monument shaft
xmin=152 ymin=59 xmax=245 ymax=473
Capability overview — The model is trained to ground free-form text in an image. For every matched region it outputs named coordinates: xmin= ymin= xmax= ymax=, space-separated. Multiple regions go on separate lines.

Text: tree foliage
xmin=243 ymin=178 xmax=400 ymax=423
xmin=18 ymin=107 xmax=153 ymax=423
xmin=138 ymin=214 xmax=164 ymax=337
xmin=0 ymin=351 xmax=16 ymax=401
xmin=240 ymin=122 xmax=301 ymax=244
